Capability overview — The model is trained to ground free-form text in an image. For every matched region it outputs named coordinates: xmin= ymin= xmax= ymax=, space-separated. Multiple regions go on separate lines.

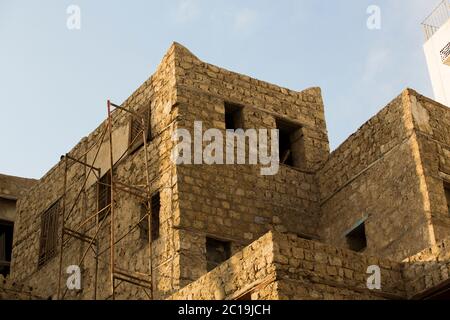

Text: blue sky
xmin=0 ymin=0 xmax=438 ymax=178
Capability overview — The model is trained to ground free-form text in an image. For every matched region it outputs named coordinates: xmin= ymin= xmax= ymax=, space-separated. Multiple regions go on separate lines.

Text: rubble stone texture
xmin=0 ymin=174 xmax=37 ymax=298
xmin=0 ymin=174 xmax=37 ymax=221
xmin=2 ymin=43 xmax=450 ymax=300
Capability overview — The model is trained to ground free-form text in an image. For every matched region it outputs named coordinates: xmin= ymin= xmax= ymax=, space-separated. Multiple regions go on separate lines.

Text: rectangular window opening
xmin=206 ymin=237 xmax=231 ymax=272
xmin=0 ymin=219 xmax=14 ymax=276
xmin=38 ymin=201 xmax=60 ymax=268
xmin=139 ymin=192 xmax=160 ymax=242
xmin=444 ymin=181 xmax=450 ymax=215
xmin=346 ymin=222 xmax=367 ymax=252
xmin=225 ymin=102 xmax=244 ymax=130
xmin=150 ymin=192 xmax=160 ymax=241
xmin=276 ymin=119 xmax=305 ymax=169
xmin=129 ymin=105 xmax=152 ymax=153
xmin=97 ymin=171 xmax=111 ymax=221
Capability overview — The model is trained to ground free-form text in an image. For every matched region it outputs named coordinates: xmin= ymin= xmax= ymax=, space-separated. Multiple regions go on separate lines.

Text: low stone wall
xmin=169 ymin=232 xmax=278 ymax=300
xmin=169 ymin=231 xmax=406 ymax=300
xmin=272 ymin=232 xmax=405 ymax=300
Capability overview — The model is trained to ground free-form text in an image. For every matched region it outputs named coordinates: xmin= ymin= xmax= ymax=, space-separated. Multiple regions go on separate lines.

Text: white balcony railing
xmin=422 ymin=0 xmax=450 ymax=41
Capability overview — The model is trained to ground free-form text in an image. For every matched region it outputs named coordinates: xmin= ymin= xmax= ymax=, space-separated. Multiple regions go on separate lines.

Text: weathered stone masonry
xmin=173 ymin=44 xmax=329 ymax=289
xmin=319 ymin=90 xmax=450 ymax=261
xmin=3 ymin=42 xmax=450 ymax=300
xmin=169 ymin=232 xmax=405 ymax=300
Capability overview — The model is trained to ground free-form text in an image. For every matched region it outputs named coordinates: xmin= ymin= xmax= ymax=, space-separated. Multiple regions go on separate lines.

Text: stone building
xmin=3 ymin=43 xmax=450 ymax=300
xmin=0 ymin=174 xmax=36 ymax=277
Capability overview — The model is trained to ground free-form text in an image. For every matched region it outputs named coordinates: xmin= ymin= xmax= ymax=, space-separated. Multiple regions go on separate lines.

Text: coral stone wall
xmin=408 ymin=92 xmax=450 ymax=242
xmin=318 ymin=90 xmax=441 ymax=261
xmin=172 ymin=45 xmax=330 ymax=288
xmin=170 ymin=231 xmax=406 ymax=300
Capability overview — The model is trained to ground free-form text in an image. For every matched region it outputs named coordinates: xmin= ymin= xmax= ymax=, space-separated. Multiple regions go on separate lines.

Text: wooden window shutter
xmin=129 ymin=105 xmax=151 ymax=153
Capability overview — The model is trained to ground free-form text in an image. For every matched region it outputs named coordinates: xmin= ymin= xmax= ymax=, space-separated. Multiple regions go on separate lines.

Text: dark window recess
xmin=129 ymin=106 xmax=151 ymax=153
xmin=444 ymin=182 xmax=450 ymax=215
xmin=38 ymin=201 xmax=60 ymax=267
xmin=97 ymin=171 xmax=111 ymax=221
xmin=150 ymin=192 xmax=160 ymax=241
xmin=139 ymin=192 xmax=160 ymax=242
xmin=206 ymin=237 xmax=231 ymax=271
xmin=0 ymin=220 xmax=14 ymax=276
xmin=346 ymin=222 xmax=367 ymax=252
xmin=276 ymin=119 xmax=305 ymax=168
xmin=225 ymin=103 xmax=244 ymax=130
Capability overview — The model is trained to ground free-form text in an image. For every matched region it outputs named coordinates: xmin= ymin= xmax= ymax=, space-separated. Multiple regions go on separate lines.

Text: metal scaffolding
xmin=56 ymin=100 xmax=154 ymax=300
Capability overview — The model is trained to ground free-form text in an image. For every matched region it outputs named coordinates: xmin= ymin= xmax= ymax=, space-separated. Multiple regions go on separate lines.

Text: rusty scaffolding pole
xmin=56 ymin=124 xmax=107 ymax=300
xmin=107 ymin=100 xmax=154 ymax=300
xmin=56 ymin=100 xmax=154 ymax=300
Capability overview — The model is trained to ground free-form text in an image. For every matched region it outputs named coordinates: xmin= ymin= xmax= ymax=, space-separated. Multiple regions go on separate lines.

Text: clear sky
xmin=0 ymin=0 xmax=439 ymax=179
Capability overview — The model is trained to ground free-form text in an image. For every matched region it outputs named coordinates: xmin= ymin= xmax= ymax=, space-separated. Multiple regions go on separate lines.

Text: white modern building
xmin=423 ymin=0 xmax=450 ymax=107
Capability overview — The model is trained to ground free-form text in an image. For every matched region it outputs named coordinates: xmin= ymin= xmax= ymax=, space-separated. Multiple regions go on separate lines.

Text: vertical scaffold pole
xmin=107 ymin=99 xmax=115 ymax=300
xmin=57 ymin=155 xmax=68 ymax=300
xmin=141 ymin=113 xmax=153 ymax=299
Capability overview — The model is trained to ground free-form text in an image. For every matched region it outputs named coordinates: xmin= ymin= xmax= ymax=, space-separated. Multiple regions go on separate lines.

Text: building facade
xmin=2 ymin=43 xmax=450 ymax=300
xmin=423 ymin=0 xmax=450 ymax=107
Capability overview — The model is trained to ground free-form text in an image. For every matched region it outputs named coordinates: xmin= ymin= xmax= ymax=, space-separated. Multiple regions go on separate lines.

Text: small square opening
xmin=225 ymin=103 xmax=244 ymax=130
xmin=206 ymin=237 xmax=231 ymax=271
xmin=346 ymin=222 xmax=367 ymax=252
